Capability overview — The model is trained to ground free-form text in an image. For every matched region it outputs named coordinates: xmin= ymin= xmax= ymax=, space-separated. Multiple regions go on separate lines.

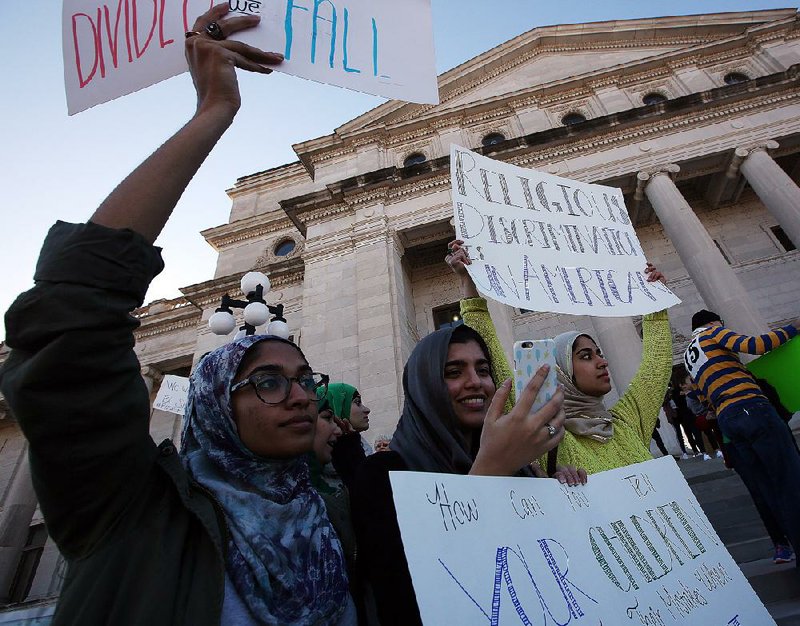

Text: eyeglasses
xmin=230 ymin=371 xmax=329 ymax=405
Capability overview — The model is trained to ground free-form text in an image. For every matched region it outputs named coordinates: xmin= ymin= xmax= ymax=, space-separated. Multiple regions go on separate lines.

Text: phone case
xmin=513 ymin=339 xmax=558 ymax=415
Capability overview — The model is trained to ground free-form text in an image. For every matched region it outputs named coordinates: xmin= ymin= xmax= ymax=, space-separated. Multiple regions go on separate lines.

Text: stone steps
xmin=678 ymin=453 xmax=800 ymax=624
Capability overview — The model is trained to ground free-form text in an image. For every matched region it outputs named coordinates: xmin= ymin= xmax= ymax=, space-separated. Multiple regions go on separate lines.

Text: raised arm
xmin=610 ymin=264 xmax=674 ymax=444
xmin=712 ymin=324 xmax=798 ymax=356
xmin=0 ymin=6 xmax=282 ymax=558
xmin=446 ymin=240 xmax=515 ymax=412
xmin=91 ymin=5 xmax=283 ymax=242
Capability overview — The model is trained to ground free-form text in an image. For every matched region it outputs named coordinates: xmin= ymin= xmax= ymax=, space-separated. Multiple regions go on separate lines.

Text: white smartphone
xmin=513 ymin=339 xmax=558 ymax=415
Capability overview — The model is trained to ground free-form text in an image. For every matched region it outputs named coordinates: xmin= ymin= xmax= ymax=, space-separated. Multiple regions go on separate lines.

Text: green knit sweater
xmin=460 ymin=298 xmax=673 ymax=474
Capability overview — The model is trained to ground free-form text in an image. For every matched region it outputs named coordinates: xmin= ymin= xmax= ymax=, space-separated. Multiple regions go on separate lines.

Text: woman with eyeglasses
xmin=0 ymin=5 xmax=355 ymax=625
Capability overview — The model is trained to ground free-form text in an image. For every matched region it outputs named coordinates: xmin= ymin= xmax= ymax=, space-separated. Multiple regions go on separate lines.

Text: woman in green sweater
xmin=447 ymin=240 xmax=673 ymax=475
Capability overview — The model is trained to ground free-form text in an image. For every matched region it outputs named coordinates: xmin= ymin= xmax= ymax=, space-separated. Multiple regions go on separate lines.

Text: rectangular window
xmin=433 ymin=304 xmax=463 ymax=330
xmin=8 ymin=523 xmax=48 ymax=604
xmin=770 ymin=225 xmax=796 ymax=252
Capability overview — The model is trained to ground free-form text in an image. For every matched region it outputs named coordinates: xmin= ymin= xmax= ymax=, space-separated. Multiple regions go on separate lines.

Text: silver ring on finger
xmin=205 ymin=21 xmax=225 ymax=40
xmin=545 ymin=423 xmax=557 ymax=438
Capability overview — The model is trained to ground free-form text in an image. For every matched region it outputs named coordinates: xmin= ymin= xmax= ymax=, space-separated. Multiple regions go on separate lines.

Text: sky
xmin=0 ymin=1 xmax=795 ymax=340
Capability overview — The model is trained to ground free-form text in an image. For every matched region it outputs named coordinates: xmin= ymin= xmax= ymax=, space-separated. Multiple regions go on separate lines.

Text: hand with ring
xmin=470 ymin=366 xmax=565 ymax=476
xmin=185 ymin=4 xmax=284 ymax=119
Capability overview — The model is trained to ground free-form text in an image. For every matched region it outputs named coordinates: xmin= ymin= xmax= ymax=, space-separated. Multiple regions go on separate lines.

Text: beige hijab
xmin=553 ymin=331 xmax=615 ymax=443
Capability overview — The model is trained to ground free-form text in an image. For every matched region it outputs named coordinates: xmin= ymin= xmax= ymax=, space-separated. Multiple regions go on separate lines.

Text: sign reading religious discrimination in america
xmin=451 ymin=146 xmax=681 ymax=316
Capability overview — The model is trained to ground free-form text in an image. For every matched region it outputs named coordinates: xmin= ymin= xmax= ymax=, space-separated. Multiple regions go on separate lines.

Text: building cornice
xmin=288 ymin=13 xmax=798 ymax=174
xmin=280 ymin=64 xmax=800 ymax=232
xmin=180 ymin=258 xmax=306 ymax=309
xmin=201 ymin=213 xmax=298 ymax=250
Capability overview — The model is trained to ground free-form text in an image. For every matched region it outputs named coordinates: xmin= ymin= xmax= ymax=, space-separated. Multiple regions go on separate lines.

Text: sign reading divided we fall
xmin=390 ymin=456 xmax=775 ymax=626
xmin=63 ymin=0 xmax=438 ymax=114
xmin=451 ymin=146 xmax=681 ymax=316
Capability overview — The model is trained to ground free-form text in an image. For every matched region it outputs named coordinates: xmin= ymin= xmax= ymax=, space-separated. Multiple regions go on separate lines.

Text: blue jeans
xmin=718 ymin=399 xmax=800 ymax=566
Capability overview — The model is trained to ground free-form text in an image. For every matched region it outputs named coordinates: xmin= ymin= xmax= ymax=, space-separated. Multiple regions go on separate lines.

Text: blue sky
xmin=0 ymin=1 xmax=794 ymax=339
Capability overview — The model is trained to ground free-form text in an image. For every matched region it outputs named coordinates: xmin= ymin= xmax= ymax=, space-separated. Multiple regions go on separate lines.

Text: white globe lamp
xmin=243 ymin=301 xmax=270 ymax=327
xmin=208 ymin=310 xmax=236 ymax=335
xmin=240 ymin=272 xmax=270 ymax=297
xmin=267 ymin=319 xmax=290 ymax=339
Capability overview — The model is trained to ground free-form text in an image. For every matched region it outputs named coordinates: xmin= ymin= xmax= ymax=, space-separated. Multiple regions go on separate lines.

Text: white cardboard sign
xmin=390 ymin=456 xmax=774 ymax=625
xmin=451 ymin=146 xmax=681 ymax=316
xmin=153 ymin=374 xmax=190 ymax=415
xmin=63 ymin=0 xmax=439 ymax=115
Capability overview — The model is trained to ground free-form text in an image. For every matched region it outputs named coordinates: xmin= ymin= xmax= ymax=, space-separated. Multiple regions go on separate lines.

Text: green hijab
xmin=326 ymin=383 xmax=358 ymax=421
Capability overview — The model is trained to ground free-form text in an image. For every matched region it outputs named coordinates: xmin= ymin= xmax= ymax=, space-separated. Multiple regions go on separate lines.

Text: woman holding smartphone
xmin=446 ymin=239 xmax=672 ymax=476
xmin=349 ymin=321 xmax=566 ymax=625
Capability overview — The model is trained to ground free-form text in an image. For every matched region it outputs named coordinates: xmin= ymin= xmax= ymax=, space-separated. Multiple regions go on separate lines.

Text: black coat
xmin=0 ymin=222 xmax=226 ymax=626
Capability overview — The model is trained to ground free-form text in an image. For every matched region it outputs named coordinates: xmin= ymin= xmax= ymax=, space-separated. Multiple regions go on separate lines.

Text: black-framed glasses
xmin=230 ymin=371 xmax=329 ymax=405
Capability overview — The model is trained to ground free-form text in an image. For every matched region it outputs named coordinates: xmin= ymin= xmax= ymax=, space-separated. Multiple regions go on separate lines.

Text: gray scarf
xmin=553 ymin=331 xmax=615 ymax=443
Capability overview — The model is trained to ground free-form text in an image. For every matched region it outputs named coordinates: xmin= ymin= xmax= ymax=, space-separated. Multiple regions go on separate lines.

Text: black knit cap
xmin=691 ymin=309 xmax=721 ymax=330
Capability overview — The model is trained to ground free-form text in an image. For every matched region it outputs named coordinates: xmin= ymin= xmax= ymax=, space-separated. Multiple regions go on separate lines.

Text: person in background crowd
xmin=326 ymin=384 xmax=373 ymax=490
xmin=670 ymin=372 xmax=704 ymax=458
xmin=0 ymin=6 xmax=358 ymax=624
xmin=373 ymin=434 xmax=392 ymax=452
xmin=681 ymin=374 xmax=724 ymax=460
xmin=446 ymin=239 xmax=672 ymax=475
xmin=685 ymin=309 xmax=800 ymax=568
xmin=651 ymin=418 xmax=669 ymax=456
xmin=350 ymin=323 xmax=566 ymax=625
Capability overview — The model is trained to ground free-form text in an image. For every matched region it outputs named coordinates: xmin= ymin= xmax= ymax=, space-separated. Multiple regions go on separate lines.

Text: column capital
xmin=736 ymin=139 xmax=780 ymax=159
xmin=140 ymin=365 xmax=164 ymax=385
xmin=636 ymin=163 xmax=680 ymax=184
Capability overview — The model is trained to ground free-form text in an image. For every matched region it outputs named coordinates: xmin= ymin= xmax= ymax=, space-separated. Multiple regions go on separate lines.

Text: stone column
xmin=141 ymin=366 xmax=164 ymax=404
xmin=0 ymin=448 xmax=38 ymax=603
xmin=640 ymin=166 xmax=768 ymax=336
xmin=739 ymin=141 xmax=800 ymax=249
xmin=590 ymin=316 xmax=642 ymax=394
xmin=591 ymin=317 xmax=680 ymax=455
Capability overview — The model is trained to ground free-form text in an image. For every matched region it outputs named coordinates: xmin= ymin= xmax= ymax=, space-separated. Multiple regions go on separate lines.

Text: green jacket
xmin=0 ymin=222 xmax=226 ymax=625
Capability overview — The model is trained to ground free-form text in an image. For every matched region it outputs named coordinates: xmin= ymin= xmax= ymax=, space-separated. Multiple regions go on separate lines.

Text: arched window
xmin=561 ymin=112 xmax=586 ymax=126
xmin=642 ymin=92 xmax=667 ymax=105
xmin=482 ymin=132 xmax=506 ymax=147
xmin=274 ymin=239 xmax=296 ymax=257
xmin=403 ymin=152 xmax=427 ymax=168
xmin=724 ymin=72 xmax=749 ymax=85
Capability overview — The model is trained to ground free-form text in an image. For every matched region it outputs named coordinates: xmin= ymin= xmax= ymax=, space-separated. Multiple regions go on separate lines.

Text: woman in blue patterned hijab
xmin=180 ymin=335 xmax=353 ymax=625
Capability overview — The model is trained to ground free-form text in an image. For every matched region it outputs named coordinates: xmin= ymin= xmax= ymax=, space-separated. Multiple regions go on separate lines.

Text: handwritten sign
xmin=390 ymin=457 xmax=774 ymax=625
xmin=451 ymin=146 xmax=681 ymax=316
xmin=153 ymin=374 xmax=190 ymax=415
xmin=63 ymin=0 xmax=438 ymax=115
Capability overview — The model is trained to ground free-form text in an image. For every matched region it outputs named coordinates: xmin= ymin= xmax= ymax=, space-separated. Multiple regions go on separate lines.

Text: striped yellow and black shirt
xmin=684 ymin=324 xmax=797 ymax=417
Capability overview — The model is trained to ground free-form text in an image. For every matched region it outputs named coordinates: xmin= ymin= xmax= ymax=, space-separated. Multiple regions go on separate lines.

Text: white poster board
xmin=390 ymin=457 xmax=774 ymax=625
xmin=152 ymin=374 xmax=190 ymax=415
xmin=451 ymin=145 xmax=681 ymax=316
xmin=63 ymin=0 xmax=438 ymax=115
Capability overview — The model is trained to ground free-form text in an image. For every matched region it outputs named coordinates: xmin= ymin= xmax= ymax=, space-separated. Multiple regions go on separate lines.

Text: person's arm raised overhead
xmin=0 ymin=5 xmax=282 ymax=559
xmin=447 ymin=239 xmax=515 ymax=412
xmin=91 ymin=4 xmax=283 ymax=243
xmin=611 ymin=263 xmax=673 ymax=443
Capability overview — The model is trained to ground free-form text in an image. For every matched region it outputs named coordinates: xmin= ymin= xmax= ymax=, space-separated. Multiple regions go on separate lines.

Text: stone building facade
xmin=1 ymin=8 xmax=800 ymax=620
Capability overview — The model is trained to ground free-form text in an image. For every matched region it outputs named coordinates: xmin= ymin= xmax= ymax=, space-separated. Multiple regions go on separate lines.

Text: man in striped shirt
xmin=685 ymin=309 xmax=800 ymax=567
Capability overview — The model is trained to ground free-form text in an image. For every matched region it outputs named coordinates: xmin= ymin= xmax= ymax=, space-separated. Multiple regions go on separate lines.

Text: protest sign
xmin=451 ymin=145 xmax=681 ymax=316
xmin=747 ymin=335 xmax=800 ymax=412
xmin=390 ymin=456 xmax=774 ymax=625
xmin=152 ymin=374 xmax=190 ymax=415
xmin=63 ymin=0 xmax=438 ymax=115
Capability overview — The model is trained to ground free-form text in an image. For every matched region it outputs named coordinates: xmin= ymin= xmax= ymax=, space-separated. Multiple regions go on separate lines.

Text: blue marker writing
xmin=284 ymin=0 xmax=308 ymax=60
